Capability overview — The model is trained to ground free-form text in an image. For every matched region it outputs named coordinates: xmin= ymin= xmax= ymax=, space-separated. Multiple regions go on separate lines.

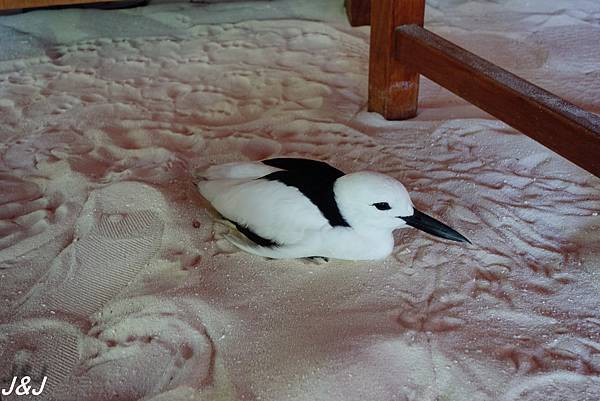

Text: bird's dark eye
xmin=372 ymin=202 xmax=391 ymax=211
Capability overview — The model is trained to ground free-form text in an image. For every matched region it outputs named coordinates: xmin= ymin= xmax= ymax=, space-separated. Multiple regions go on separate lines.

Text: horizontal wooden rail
xmin=0 ymin=0 xmax=120 ymax=10
xmin=394 ymin=24 xmax=600 ymax=177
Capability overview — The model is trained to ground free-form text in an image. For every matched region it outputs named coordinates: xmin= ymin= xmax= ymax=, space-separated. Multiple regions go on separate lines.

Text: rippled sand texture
xmin=1 ymin=1 xmax=599 ymax=400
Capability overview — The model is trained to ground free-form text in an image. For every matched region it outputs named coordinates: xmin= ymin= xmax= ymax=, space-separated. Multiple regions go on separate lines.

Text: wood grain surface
xmin=395 ymin=24 xmax=600 ymax=176
xmin=344 ymin=0 xmax=371 ymax=27
xmin=368 ymin=0 xmax=425 ymax=120
xmin=0 ymin=0 xmax=118 ymax=10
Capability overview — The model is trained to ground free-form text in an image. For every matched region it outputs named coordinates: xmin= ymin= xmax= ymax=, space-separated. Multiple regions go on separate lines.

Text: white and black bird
xmin=197 ymin=158 xmax=470 ymax=261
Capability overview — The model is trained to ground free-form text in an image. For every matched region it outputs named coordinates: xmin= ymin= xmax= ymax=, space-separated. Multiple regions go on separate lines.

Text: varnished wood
xmin=344 ymin=0 xmax=371 ymax=27
xmin=368 ymin=0 xmax=425 ymax=120
xmin=395 ymin=24 xmax=600 ymax=176
xmin=0 ymin=0 xmax=118 ymax=9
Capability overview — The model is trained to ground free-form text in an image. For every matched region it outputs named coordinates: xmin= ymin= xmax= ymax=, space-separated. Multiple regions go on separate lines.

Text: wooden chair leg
xmin=344 ymin=0 xmax=371 ymax=27
xmin=368 ymin=0 xmax=425 ymax=120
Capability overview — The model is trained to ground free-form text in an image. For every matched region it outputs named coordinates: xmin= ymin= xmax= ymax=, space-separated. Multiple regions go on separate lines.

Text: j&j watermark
xmin=1 ymin=364 xmax=47 ymax=398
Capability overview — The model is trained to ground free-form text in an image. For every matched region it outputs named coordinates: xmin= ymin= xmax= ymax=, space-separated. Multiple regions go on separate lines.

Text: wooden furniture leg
xmin=344 ymin=0 xmax=371 ymax=27
xmin=368 ymin=0 xmax=425 ymax=119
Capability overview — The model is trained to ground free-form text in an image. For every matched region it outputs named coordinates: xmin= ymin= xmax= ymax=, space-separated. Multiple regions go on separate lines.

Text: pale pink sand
xmin=0 ymin=1 xmax=599 ymax=401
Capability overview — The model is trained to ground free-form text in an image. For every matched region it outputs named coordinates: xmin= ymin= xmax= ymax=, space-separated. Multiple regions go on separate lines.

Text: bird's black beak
xmin=399 ymin=209 xmax=471 ymax=244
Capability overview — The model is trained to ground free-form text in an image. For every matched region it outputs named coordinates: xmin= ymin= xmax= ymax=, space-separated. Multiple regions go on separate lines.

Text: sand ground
xmin=0 ymin=1 xmax=599 ymax=400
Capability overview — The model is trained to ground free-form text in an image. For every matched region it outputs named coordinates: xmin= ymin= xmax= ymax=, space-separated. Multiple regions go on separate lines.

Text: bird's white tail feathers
xmin=197 ymin=162 xmax=281 ymax=180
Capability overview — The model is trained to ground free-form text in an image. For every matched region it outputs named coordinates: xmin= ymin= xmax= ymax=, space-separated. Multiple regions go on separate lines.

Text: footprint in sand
xmin=15 ymin=181 xmax=164 ymax=319
xmin=0 ymin=319 xmax=83 ymax=401
xmin=2 ymin=182 xmax=165 ymax=400
xmin=46 ymin=208 xmax=162 ymax=318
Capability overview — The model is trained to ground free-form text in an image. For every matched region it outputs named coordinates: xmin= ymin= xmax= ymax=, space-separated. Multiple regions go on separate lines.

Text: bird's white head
xmin=333 ymin=171 xmax=413 ymax=231
xmin=333 ymin=171 xmax=471 ymax=243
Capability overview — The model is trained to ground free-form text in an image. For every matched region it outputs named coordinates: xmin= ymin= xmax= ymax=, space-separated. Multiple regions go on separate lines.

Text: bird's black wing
xmin=262 ymin=158 xmax=345 ymax=177
xmin=260 ymin=158 xmax=350 ymax=227
xmin=228 ymin=219 xmax=280 ymax=247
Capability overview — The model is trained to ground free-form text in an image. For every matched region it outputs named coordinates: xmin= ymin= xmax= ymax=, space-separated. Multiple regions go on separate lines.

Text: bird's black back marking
xmin=262 ymin=158 xmax=345 ymax=176
xmin=261 ymin=157 xmax=351 ymax=228
xmin=229 ymin=220 xmax=280 ymax=248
